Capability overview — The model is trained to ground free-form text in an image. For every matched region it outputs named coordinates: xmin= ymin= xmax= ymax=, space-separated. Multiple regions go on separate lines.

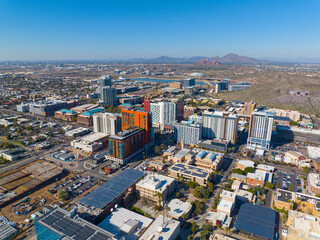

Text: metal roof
xmin=58 ymin=109 xmax=77 ymax=114
xmin=235 ymin=203 xmax=276 ymax=240
xmin=79 ymin=169 xmax=144 ymax=209
xmin=81 ymin=107 xmax=105 ymax=116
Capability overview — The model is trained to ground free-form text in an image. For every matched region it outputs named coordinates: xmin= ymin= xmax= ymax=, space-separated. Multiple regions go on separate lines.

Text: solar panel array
xmin=80 ymin=169 xmax=144 ymax=209
xmin=234 ymin=203 xmax=276 ymax=240
xmin=39 ymin=209 xmax=112 ymax=240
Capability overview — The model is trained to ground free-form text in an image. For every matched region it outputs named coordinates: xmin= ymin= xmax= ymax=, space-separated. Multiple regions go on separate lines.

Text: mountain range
xmin=126 ymin=53 xmax=263 ymax=64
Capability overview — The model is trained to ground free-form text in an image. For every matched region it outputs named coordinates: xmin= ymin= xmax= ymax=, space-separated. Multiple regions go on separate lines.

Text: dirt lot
xmin=0 ymin=172 xmax=74 ymax=224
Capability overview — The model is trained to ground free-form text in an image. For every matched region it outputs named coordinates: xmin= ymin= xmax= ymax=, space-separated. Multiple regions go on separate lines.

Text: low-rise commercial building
xmin=308 ymin=173 xmax=320 ymax=195
xmin=54 ymin=109 xmax=78 ymax=122
xmin=237 ymin=160 xmax=254 ymax=170
xmin=284 ymin=151 xmax=311 ymax=167
xmin=71 ymin=132 xmax=109 ymax=153
xmin=139 ymin=215 xmax=180 ymax=240
xmin=98 ymin=207 xmax=153 ymax=240
xmin=77 ymin=107 xmax=105 ymax=126
xmin=217 ymin=190 xmax=236 ymax=217
xmin=167 ymin=199 xmax=192 ymax=220
xmin=65 ymin=127 xmax=89 ymax=137
xmin=71 ymin=103 xmax=100 ymax=113
xmin=246 ymin=170 xmax=273 ymax=186
xmin=168 ymin=163 xmax=210 ymax=186
xmin=168 ymin=149 xmax=190 ymax=163
xmin=136 ymin=174 xmax=175 ymax=203
xmin=286 ymin=210 xmax=320 ymax=240
xmin=194 ymin=149 xmax=225 ymax=171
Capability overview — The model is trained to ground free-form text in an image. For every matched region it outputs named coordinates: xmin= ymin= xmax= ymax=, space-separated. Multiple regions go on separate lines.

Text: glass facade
xmin=34 ymin=221 xmax=61 ymax=240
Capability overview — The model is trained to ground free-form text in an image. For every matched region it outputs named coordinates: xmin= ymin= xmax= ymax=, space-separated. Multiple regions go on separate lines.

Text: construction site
xmin=0 ymin=161 xmax=65 ymax=208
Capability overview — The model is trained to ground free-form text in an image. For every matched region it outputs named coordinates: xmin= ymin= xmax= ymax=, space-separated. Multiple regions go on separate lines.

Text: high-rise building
xmin=143 ymin=99 xmax=151 ymax=112
xmin=183 ymin=78 xmax=195 ymax=87
xmin=93 ymin=112 xmax=121 ymax=135
xmin=106 ymin=128 xmax=146 ymax=164
xmin=147 ymin=100 xmax=182 ymax=129
xmin=202 ymin=111 xmax=238 ymax=144
xmin=244 ymin=101 xmax=256 ymax=115
xmin=247 ymin=111 xmax=274 ymax=150
xmin=121 ymin=108 xmax=153 ymax=144
xmin=100 ymin=75 xmax=117 ymax=107
xmin=174 ymin=120 xmax=202 ymax=145
xmin=175 ymin=99 xmax=184 ymax=122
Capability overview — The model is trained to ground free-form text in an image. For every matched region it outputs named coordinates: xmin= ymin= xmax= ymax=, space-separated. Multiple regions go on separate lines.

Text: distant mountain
xmin=127 ymin=55 xmax=207 ymax=64
xmin=126 ymin=53 xmax=264 ymax=64
xmin=195 ymin=53 xmax=261 ymax=65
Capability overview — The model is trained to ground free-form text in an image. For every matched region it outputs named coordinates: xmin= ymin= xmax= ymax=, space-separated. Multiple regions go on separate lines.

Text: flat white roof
xmin=98 ymin=207 xmax=153 ymax=240
xmin=237 ymin=160 xmax=255 ymax=168
xmin=167 ymin=199 xmax=192 ymax=219
xmin=139 ymin=215 xmax=180 ymax=240
xmin=77 ymin=132 xmax=109 ymax=143
xmin=217 ymin=199 xmax=234 ymax=212
xmin=136 ymin=174 xmax=175 ymax=192
xmin=256 ymin=164 xmax=275 ymax=172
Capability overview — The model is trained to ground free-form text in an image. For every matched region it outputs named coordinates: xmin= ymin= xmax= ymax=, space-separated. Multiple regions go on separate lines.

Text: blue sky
xmin=0 ymin=0 xmax=319 ymax=60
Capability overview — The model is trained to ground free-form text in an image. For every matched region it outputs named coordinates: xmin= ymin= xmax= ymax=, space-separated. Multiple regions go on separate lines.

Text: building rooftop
xmin=139 ymin=215 xmax=180 ymax=240
xmin=81 ymin=107 xmax=105 ymax=116
xmin=308 ymin=173 xmax=320 ymax=190
xmin=75 ymin=132 xmax=109 ymax=143
xmin=235 ymin=203 xmax=276 ymax=240
xmin=217 ymin=199 xmax=234 ymax=212
xmin=136 ymin=174 xmax=175 ymax=192
xmin=237 ymin=160 xmax=255 ymax=169
xmin=35 ymin=207 xmax=114 ymax=240
xmin=256 ymin=164 xmax=275 ymax=172
xmin=57 ymin=109 xmax=77 ymax=114
xmin=169 ymin=163 xmax=210 ymax=179
xmin=167 ymin=199 xmax=192 ymax=219
xmin=287 ymin=210 xmax=320 ymax=240
xmin=98 ymin=207 xmax=153 ymax=240
xmin=173 ymin=149 xmax=191 ymax=159
xmin=71 ymin=104 xmax=99 ymax=112
xmin=79 ymin=169 xmax=144 ymax=209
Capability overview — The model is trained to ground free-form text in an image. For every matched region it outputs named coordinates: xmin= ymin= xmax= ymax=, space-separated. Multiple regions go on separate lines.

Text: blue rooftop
xmin=235 ymin=203 xmax=276 ymax=240
xmin=81 ymin=107 xmax=105 ymax=116
xmin=79 ymin=169 xmax=144 ymax=209
xmin=120 ymin=103 xmax=133 ymax=107
xmin=58 ymin=109 xmax=77 ymax=114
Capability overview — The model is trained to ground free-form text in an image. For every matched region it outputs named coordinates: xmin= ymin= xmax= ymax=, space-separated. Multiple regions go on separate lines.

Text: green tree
xmin=57 ymin=190 xmax=70 ymax=201
xmin=244 ymin=167 xmax=255 ymax=175
xmin=155 ymin=146 xmax=162 ymax=155
xmin=276 ymin=182 xmax=281 ymax=188
xmin=289 ymin=183 xmax=293 ymax=191
xmin=191 ymin=221 xmax=198 ymax=234
xmin=232 ymin=168 xmax=245 ymax=175
xmin=186 ymin=181 xmax=198 ymax=189
xmin=265 ymin=181 xmax=274 ymax=189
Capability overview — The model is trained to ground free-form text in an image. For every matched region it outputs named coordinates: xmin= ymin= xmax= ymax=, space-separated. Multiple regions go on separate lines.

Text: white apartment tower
xmin=202 ymin=111 xmax=238 ymax=144
xmin=93 ymin=112 xmax=121 ymax=135
xmin=247 ymin=111 xmax=274 ymax=150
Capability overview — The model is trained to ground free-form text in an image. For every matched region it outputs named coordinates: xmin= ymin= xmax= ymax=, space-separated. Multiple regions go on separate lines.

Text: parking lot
xmin=274 ymin=171 xmax=302 ymax=192
xmin=52 ymin=173 xmax=98 ymax=198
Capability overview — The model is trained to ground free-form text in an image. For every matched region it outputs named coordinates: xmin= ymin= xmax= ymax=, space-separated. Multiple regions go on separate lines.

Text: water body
xmin=131 ymin=77 xmax=207 ymax=85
